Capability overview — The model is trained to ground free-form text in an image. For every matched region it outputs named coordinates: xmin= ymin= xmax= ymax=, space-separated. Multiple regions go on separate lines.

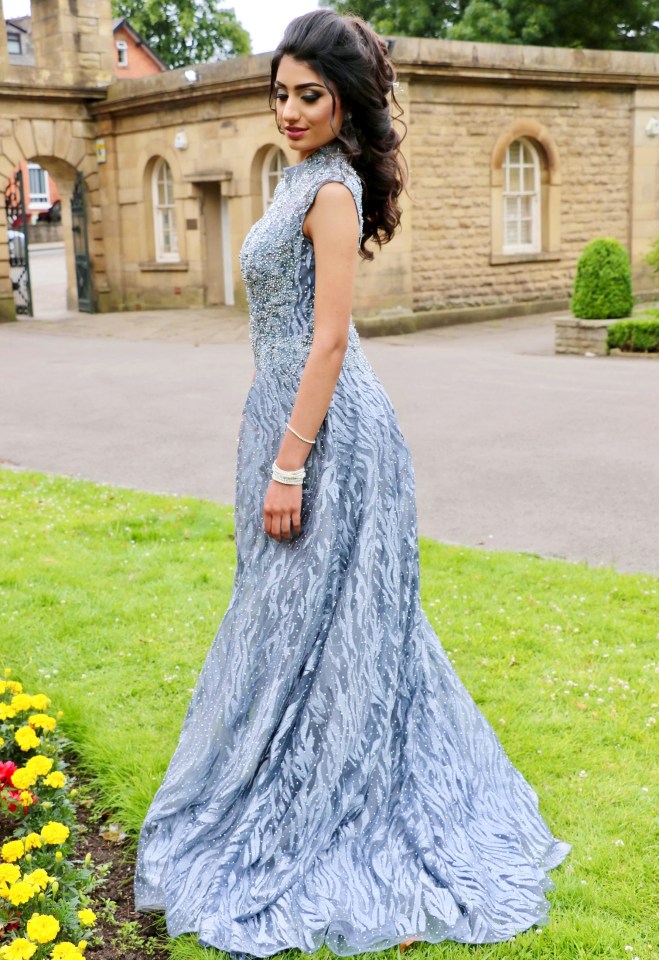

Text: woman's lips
xmin=285 ymin=127 xmax=307 ymax=140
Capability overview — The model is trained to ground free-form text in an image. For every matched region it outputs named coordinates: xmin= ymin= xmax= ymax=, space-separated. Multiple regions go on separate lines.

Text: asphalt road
xmin=1 ymin=278 xmax=657 ymax=576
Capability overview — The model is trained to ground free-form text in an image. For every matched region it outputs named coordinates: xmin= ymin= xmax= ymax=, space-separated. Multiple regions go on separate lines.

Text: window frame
xmin=7 ymin=31 xmax=22 ymax=56
xmin=151 ymin=158 xmax=180 ymax=263
xmin=27 ymin=163 xmax=50 ymax=209
xmin=116 ymin=38 xmax=128 ymax=68
xmin=261 ymin=146 xmax=287 ymax=212
xmin=502 ymin=138 xmax=541 ymax=256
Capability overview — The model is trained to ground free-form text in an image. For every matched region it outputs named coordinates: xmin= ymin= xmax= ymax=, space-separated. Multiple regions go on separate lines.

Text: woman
xmin=134 ymin=10 xmax=571 ymax=957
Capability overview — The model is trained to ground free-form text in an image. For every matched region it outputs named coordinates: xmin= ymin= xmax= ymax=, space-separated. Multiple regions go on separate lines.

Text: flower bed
xmin=0 ymin=669 xmax=101 ymax=960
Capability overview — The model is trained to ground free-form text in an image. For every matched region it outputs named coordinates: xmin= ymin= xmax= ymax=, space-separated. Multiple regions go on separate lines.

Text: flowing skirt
xmin=134 ymin=353 xmax=571 ymax=957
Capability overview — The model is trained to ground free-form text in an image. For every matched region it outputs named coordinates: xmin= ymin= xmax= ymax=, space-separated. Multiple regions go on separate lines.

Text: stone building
xmin=1 ymin=0 xmax=659 ymax=324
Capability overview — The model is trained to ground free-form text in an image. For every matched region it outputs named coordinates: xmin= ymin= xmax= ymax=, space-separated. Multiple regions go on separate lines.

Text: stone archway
xmin=0 ymin=119 xmax=102 ymax=320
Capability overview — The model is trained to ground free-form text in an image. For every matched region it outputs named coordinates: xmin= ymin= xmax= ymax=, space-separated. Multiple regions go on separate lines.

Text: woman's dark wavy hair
xmin=269 ymin=9 xmax=407 ymax=261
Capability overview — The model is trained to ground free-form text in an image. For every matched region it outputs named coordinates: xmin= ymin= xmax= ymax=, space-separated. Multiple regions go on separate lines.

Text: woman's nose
xmin=281 ymin=97 xmax=300 ymax=123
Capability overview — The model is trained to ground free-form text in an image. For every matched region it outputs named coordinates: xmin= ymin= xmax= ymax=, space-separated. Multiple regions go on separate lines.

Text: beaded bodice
xmin=239 ymin=142 xmax=367 ymax=373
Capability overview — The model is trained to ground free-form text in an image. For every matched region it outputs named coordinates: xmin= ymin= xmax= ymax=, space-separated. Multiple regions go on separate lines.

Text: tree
xmin=448 ymin=0 xmax=659 ymax=51
xmin=322 ymin=0 xmax=471 ymax=39
xmin=111 ymin=0 xmax=251 ymax=69
xmin=322 ymin=0 xmax=659 ymax=51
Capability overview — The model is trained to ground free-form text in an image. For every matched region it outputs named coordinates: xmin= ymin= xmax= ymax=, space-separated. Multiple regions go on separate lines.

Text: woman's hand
xmin=263 ymin=480 xmax=303 ymax=541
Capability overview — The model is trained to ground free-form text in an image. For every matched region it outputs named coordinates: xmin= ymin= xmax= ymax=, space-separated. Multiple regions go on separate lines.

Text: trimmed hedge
xmin=571 ymin=237 xmax=633 ymax=319
xmin=607 ymin=317 xmax=659 ymax=352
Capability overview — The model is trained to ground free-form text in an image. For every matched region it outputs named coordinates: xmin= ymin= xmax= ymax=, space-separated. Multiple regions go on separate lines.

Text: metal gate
xmin=71 ymin=171 xmax=94 ymax=312
xmin=4 ymin=170 xmax=33 ymax=316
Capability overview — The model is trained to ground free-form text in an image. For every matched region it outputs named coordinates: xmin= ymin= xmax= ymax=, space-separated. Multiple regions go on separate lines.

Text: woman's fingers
xmin=263 ymin=481 xmax=303 ymax=541
xmin=270 ymin=513 xmax=282 ymax=541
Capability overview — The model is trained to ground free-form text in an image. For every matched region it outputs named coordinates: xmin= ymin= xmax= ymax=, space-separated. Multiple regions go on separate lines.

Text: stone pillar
xmin=630 ymin=88 xmax=659 ymax=294
xmin=31 ymin=0 xmax=114 ymax=87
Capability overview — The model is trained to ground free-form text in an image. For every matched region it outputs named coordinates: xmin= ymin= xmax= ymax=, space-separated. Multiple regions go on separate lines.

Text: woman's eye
xmin=302 ymin=94 xmax=320 ymax=103
xmin=275 ymin=92 xmax=287 ymax=101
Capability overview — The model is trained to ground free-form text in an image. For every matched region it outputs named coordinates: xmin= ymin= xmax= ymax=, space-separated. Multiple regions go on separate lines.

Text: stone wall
xmin=394 ymin=37 xmax=651 ymax=315
xmin=2 ymin=20 xmax=659 ymax=321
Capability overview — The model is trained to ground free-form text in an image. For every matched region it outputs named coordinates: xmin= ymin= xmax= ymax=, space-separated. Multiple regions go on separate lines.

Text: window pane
xmin=503 ymin=139 xmax=540 ymax=251
xmin=154 ymin=160 xmax=179 ymax=260
xmin=508 ymin=141 xmax=521 ymax=165
xmin=264 ymin=149 xmax=287 ymax=208
xmin=523 ymin=165 xmax=535 ymax=192
xmin=28 ymin=165 xmax=48 ymax=204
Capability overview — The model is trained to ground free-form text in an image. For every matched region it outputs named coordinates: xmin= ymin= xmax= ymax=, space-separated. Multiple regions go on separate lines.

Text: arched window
xmin=262 ymin=146 xmax=287 ymax=212
xmin=503 ymin=139 xmax=541 ymax=254
xmin=152 ymin=158 xmax=179 ymax=262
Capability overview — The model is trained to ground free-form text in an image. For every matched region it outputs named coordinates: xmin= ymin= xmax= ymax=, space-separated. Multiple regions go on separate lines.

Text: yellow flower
xmin=25 ymin=755 xmax=53 ymax=777
xmin=7 ymin=879 xmax=36 ymax=906
xmin=0 ymin=703 xmax=16 ymax=720
xmin=0 ymin=679 xmax=5 ymax=695
xmin=2 ymin=839 xmax=25 ymax=862
xmin=30 ymin=694 xmax=51 ymax=711
xmin=77 ymin=942 xmax=87 ymax=953
xmin=10 ymin=693 xmax=32 ymax=713
xmin=0 ymin=938 xmax=37 ymax=960
xmin=40 ymin=821 xmax=70 ymax=845
xmin=54 ymin=851 xmax=63 ymax=861
xmin=0 ymin=737 xmax=3 ymax=748
xmin=24 ymin=868 xmax=49 ymax=892
xmin=15 ymin=726 xmax=41 ymax=752
xmin=9 ymin=767 xmax=37 ymax=790
xmin=51 ymin=944 xmax=85 ymax=960
xmin=26 ymin=911 xmax=61 ymax=943
xmin=19 ymin=791 xmax=35 ymax=807
xmin=6 ymin=680 xmax=22 ymax=694
xmin=24 ymin=833 xmax=43 ymax=852
xmin=43 ymin=771 xmax=66 ymax=789
xmin=0 ymin=863 xmax=20 ymax=885
xmin=77 ymin=908 xmax=96 ymax=926
xmin=28 ymin=713 xmax=56 ymax=732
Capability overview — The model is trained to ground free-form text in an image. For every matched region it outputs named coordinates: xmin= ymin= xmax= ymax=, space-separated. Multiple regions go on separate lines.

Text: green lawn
xmin=1 ymin=468 xmax=656 ymax=960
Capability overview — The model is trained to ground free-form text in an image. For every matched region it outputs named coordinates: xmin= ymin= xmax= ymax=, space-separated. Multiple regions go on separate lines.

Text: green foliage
xmin=323 ymin=0 xmax=659 ymax=51
xmin=571 ymin=237 xmax=633 ymax=320
xmin=321 ymin=0 xmax=468 ymax=38
xmin=110 ymin=0 xmax=251 ymax=69
xmin=607 ymin=316 xmax=659 ymax=351
xmin=1 ymin=469 xmax=658 ymax=960
xmin=642 ymin=233 xmax=659 ymax=275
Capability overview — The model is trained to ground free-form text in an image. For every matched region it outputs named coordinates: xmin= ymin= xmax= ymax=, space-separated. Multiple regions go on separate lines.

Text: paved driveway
xmin=1 ymin=310 xmax=657 ymax=576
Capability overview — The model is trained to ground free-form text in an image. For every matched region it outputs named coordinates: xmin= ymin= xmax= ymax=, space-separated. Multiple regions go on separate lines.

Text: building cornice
xmin=87 ymin=37 xmax=659 ymax=120
xmin=391 ymin=36 xmax=659 ymax=89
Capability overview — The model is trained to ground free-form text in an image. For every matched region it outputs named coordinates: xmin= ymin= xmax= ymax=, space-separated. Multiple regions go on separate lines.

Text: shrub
xmin=607 ymin=316 xmax=659 ymax=352
xmin=571 ymin=237 xmax=633 ymax=319
xmin=643 ymin=234 xmax=659 ymax=276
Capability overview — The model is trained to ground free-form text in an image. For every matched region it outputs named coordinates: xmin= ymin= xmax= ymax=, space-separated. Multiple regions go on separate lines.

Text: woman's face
xmin=274 ymin=54 xmax=343 ymax=161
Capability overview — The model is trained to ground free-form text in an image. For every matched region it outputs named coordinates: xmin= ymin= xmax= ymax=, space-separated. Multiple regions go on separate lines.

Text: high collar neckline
xmin=283 ymin=140 xmax=345 ymax=177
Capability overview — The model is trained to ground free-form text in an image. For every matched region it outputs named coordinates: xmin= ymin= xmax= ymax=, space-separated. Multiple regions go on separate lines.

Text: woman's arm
xmin=262 ymin=180 xmax=360 ymax=542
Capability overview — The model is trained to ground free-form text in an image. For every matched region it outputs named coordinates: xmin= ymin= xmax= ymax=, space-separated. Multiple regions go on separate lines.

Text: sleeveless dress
xmin=133 ymin=141 xmax=571 ymax=957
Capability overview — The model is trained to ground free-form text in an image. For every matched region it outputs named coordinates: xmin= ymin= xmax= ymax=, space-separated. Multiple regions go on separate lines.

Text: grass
xmin=0 ymin=468 xmax=657 ymax=960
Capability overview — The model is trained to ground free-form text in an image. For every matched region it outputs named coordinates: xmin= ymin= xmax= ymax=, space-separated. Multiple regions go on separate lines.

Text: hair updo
xmin=269 ymin=9 xmax=407 ymax=261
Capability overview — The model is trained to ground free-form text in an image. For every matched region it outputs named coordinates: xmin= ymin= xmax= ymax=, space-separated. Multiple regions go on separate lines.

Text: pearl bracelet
xmin=272 ymin=460 xmax=305 ymax=485
xmin=287 ymin=422 xmax=316 ymax=445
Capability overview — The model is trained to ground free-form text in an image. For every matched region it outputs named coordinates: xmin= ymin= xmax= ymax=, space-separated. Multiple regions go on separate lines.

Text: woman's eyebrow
xmin=274 ymin=81 xmax=326 ymax=90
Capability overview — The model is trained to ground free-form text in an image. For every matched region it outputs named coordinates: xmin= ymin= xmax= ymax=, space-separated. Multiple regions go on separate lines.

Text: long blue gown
xmin=133 ymin=141 xmax=571 ymax=957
